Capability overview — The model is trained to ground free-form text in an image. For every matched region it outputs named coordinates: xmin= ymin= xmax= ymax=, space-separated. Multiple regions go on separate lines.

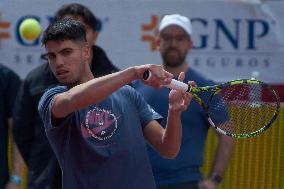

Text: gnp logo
xmin=0 ymin=14 xmax=105 ymax=46
xmin=141 ymin=15 xmax=270 ymax=51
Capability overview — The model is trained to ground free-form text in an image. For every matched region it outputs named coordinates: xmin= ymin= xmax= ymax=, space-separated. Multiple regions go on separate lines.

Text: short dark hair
xmin=41 ymin=18 xmax=86 ymax=45
xmin=54 ymin=3 xmax=97 ymax=31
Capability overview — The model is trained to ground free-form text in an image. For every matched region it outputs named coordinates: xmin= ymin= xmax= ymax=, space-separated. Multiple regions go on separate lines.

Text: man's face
xmin=158 ymin=25 xmax=192 ymax=67
xmin=45 ymin=39 xmax=90 ymax=87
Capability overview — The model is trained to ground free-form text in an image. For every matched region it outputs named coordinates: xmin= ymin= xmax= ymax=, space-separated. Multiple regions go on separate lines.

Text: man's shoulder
xmin=187 ymin=68 xmax=216 ymax=86
xmin=0 ymin=64 xmax=19 ymax=78
xmin=44 ymin=86 xmax=67 ymax=95
xmin=26 ymin=63 xmax=51 ymax=79
xmin=0 ymin=64 xmax=20 ymax=88
xmin=92 ymin=45 xmax=108 ymax=62
xmin=39 ymin=86 xmax=67 ymax=106
xmin=0 ymin=63 xmax=11 ymax=74
xmin=24 ymin=63 xmax=58 ymax=92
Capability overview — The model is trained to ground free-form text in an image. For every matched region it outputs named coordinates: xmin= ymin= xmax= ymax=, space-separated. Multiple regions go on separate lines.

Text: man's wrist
xmin=168 ymin=107 xmax=182 ymax=115
xmin=208 ymin=172 xmax=222 ymax=184
xmin=9 ymin=175 xmax=22 ymax=185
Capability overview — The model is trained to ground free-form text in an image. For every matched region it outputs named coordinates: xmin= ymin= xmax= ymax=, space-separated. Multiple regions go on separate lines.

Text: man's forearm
xmin=53 ymin=67 xmax=139 ymax=118
xmin=160 ymin=110 xmax=182 ymax=159
xmin=11 ymin=142 xmax=25 ymax=176
xmin=210 ymin=134 xmax=235 ymax=177
xmin=8 ymin=119 xmax=25 ymax=186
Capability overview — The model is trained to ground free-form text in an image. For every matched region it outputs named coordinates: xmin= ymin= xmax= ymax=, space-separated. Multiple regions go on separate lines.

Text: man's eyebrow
xmin=42 ymin=47 xmax=75 ymax=59
xmin=59 ymin=47 xmax=74 ymax=53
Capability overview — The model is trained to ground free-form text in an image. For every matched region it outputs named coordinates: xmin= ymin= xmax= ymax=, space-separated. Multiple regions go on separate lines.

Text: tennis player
xmin=38 ymin=18 xmax=193 ymax=189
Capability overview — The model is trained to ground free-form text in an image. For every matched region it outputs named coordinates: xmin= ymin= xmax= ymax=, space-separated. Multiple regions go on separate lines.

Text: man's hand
xmin=198 ymin=178 xmax=218 ymax=189
xmin=4 ymin=181 xmax=22 ymax=189
xmin=168 ymin=72 xmax=193 ymax=113
xmin=136 ymin=64 xmax=173 ymax=88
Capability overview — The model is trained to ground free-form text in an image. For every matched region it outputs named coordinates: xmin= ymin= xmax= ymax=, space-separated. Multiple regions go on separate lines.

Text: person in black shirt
xmin=12 ymin=3 xmax=119 ymax=189
xmin=0 ymin=64 xmax=23 ymax=189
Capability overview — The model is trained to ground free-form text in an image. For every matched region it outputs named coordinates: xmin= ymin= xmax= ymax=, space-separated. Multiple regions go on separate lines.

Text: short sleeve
xmin=38 ymin=86 xmax=67 ymax=130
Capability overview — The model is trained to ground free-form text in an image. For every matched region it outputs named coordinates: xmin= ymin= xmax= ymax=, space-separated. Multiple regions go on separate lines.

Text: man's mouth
xmin=56 ymin=70 xmax=69 ymax=78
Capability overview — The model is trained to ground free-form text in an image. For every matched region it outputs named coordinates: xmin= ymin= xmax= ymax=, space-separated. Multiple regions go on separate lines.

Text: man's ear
xmin=83 ymin=43 xmax=91 ymax=60
xmin=156 ymin=36 xmax=161 ymax=50
xmin=187 ymin=38 xmax=193 ymax=53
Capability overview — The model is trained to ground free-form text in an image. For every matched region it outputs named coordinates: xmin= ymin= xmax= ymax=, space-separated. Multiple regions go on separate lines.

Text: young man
xmin=38 ymin=19 xmax=193 ymax=189
xmin=134 ymin=14 xmax=235 ymax=189
xmin=12 ymin=3 xmax=119 ymax=189
xmin=0 ymin=64 xmax=23 ymax=189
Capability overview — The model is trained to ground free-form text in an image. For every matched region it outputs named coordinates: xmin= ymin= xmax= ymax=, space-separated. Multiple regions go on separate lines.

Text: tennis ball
xmin=19 ymin=18 xmax=41 ymax=41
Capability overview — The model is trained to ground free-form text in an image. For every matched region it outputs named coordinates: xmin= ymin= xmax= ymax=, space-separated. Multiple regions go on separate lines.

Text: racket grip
xmin=143 ymin=70 xmax=190 ymax=92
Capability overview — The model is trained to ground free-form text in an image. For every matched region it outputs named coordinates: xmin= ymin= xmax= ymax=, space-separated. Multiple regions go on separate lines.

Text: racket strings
xmin=209 ymin=83 xmax=278 ymax=135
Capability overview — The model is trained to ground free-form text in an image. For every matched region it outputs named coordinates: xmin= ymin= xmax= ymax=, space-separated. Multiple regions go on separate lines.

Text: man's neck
xmin=88 ymin=47 xmax=94 ymax=65
xmin=163 ymin=62 xmax=189 ymax=78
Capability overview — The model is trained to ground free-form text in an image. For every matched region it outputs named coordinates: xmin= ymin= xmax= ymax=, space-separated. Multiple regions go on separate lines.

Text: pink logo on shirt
xmin=81 ymin=107 xmax=118 ymax=141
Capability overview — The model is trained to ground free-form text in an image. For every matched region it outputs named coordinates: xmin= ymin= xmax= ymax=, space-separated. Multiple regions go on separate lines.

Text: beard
xmin=162 ymin=48 xmax=186 ymax=68
xmin=65 ymin=80 xmax=79 ymax=88
xmin=54 ymin=71 xmax=80 ymax=88
xmin=56 ymin=77 xmax=78 ymax=88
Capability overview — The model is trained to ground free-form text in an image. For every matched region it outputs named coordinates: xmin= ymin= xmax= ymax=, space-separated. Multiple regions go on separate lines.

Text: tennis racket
xmin=143 ymin=70 xmax=280 ymax=139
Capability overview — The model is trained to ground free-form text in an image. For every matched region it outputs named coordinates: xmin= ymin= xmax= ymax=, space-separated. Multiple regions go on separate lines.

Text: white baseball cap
xmin=159 ymin=14 xmax=192 ymax=36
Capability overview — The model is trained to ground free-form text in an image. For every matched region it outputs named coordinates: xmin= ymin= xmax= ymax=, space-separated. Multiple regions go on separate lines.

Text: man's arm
xmin=142 ymin=111 xmax=182 ymax=159
xmin=4 ymin=119 xmax=25 ymax=189
xmin=51 ymin=65 xmax=173 ymax=120
xmin=210 ymin=133 xmax=234 ymax=176
xmin=143 ymin=73 xmax=193 ymax=159
xmin=2 ymin=66 xmax=24 ymax=189
xmin=199 ymin=132 xmax=235 ymax=189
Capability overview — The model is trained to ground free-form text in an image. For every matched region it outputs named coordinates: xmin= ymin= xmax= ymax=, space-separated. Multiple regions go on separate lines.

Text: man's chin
xmin=164 ymin=60 xmax=183 ymax=68
xmin=57 ymin=78 xmax=74 ymax=86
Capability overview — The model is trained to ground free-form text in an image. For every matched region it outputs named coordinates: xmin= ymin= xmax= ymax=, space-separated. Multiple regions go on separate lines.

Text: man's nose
xmin=169 ymin=39 xmax=178 ymax=47
xmin=55 ymin=56 xmax=64 ymax=67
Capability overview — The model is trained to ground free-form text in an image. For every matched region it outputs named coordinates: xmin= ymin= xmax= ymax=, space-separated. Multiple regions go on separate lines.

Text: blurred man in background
xmin=134 ymin=14 xmax=235 ymax=189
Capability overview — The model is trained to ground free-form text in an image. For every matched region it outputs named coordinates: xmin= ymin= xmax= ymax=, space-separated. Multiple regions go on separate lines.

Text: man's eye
xmin=47 ymin=54 xmax=55 ymax=60
xmin=162 ymin=36 xmax=171 ymax=41
xmin=62 ymin=50 xmax=72 ymax=56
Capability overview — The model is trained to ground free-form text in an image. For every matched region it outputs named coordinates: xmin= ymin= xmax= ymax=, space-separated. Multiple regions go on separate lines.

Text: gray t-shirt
xmin=38 ymin=85 xmax=162 ymax=189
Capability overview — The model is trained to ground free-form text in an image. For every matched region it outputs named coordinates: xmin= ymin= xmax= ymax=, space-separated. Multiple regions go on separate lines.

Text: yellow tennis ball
xmin=19 ymin=18 xmax=41 ymax=41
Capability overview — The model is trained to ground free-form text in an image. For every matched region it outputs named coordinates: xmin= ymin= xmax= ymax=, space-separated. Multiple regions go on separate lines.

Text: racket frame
xmin=191 ymin=79 xmax=280 ymax=139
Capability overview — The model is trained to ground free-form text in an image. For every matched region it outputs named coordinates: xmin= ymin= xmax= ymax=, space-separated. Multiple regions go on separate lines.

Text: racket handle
xmin=143 ymin=70 xmax=190 ymax=92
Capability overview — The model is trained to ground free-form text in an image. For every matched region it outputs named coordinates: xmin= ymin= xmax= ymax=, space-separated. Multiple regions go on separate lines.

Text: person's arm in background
xmin=3 ymin=67 xmax=25 ymax=189
xmin=4 ymin=119 xmax=25 ymax=189
xmin=199 ymin=133 xmax=234 ymax=189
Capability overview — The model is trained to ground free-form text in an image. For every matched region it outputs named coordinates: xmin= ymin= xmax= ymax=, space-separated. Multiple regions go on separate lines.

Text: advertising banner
xmin=0 ymin=0 xmax=283 ymax=84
